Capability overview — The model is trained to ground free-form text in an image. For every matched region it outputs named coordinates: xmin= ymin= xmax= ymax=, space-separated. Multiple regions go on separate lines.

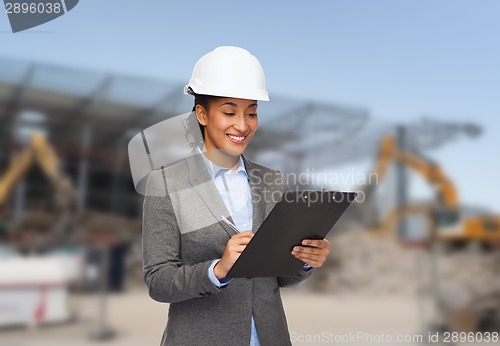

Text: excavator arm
xmin=0 ymin=143 xmax=35 ymax=207
xmin=393 ymin=150 xmax=458 ymax=209
xmin=373 ymin=135 xmax=459 ymax=209
xmin=367 ymin=135 xmax=462 ymax=238
xmin=0 ymin=134 xmax=75 ymax=237
xmin=30 ymin=134 xmax=75 ymax=212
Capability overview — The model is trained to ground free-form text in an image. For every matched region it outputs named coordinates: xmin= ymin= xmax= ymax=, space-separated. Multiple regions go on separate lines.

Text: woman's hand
xmin=291 ymin=239 xmax=330 ymax=268
xmin=214 ymin=231 xmax=254 ymax=279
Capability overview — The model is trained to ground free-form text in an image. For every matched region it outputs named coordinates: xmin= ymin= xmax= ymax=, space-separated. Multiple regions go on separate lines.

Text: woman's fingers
xmin=219 ymin=232 xmax=254 ymax=277
xmin=291 ymin=238 xmax=330 ymax=268
xmin=230 ymin=231 xmax=254 ymax=245
xmin=232 ymin=231 xmax=254 ymax=240
xmin=293 ymin=253 xmax=322 ymax=267
xmin=302 ymin=239 xmax=330 ymax=249
xmin=292 ymin=239 xmax=330 ymax=255
xmin=292 ymin=246 xmax=326 ymax=256
xmin=236 ymin=230 xmax=254 ymax=237
xmin=229 ymin=244 xmax=248 ymax=253
xmin=226 ymin=231 xmax=254 ymax=254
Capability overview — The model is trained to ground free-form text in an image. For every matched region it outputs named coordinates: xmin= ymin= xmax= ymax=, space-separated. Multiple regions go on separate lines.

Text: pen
xmin=220 ymin=215 xmax=240 ymax=233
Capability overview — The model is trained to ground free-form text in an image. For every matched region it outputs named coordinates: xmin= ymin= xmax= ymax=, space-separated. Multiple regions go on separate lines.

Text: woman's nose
xmin=232 ymin=114 xmax=249 ymax=132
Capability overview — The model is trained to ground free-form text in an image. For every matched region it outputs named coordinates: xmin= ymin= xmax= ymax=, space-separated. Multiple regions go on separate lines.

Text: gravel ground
xmin=0 ymin=285 xmax=492 ymax=346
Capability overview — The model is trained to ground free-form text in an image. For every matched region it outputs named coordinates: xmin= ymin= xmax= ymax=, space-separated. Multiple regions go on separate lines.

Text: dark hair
xmin=189 ymin=89 xmax=221 ymax=139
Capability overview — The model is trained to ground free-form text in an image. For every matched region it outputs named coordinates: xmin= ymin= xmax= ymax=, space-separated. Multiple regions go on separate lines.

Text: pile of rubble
xmin=437 ymin=245 xmax=500 ymax=299
xmin=322 ymin=228 xmax=422 ymax=295
xmin=317 ymin=228 xmax=500 ymax=297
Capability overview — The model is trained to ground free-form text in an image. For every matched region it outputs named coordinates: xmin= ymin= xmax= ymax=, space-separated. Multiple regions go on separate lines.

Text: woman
xmin=142 ymin=46 xmax=330 ymax=346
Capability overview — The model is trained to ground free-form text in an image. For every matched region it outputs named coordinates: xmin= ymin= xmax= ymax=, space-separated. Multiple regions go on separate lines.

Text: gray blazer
xmin=142 ymin=152 xmax=314 ymax=346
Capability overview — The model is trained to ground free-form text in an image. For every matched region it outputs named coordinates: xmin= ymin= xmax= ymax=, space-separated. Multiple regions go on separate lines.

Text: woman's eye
xmin=247 ymin=113 xmax=258 ymax=117
xmin=224 ymin=112 xmax=235 ymax=116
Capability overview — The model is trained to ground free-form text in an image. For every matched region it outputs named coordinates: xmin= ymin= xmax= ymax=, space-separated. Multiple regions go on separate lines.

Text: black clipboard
xmin=226 ymin=190 xmax=357 ymax=278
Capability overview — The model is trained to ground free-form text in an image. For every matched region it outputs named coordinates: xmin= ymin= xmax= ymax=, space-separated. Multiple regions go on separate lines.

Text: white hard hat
xmin=184 ymin=46 xmax=269 ymax=101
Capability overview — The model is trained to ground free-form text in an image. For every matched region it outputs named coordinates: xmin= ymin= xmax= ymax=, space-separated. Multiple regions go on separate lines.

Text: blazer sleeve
xmin=277 ymin=267 xmax=315 ymax=288
xmin=274 ymin=171 xmax=316 ymax=288
xmin=142 ymin=169 xmax=224 ymax=304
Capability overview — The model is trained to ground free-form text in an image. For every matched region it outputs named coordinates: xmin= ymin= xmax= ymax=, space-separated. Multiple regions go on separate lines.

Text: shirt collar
xmin=196 ymin=145 xmax=248 ymax=180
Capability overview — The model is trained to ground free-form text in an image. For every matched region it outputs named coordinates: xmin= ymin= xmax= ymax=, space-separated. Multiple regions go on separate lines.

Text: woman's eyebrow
xmin=218 ymin=102 xmax=258 ymax=108
xmin=219 ymin=102 xmax=238 ymax=107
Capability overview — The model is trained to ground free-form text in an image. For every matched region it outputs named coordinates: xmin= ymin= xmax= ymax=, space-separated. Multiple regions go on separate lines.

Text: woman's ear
xmin=195 ymin=104 xmax=208 ymax=126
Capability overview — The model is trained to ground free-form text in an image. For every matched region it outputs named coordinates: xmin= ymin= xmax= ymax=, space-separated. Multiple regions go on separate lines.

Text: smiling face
xmin=195 ymin=97 xmax=258 ymax=167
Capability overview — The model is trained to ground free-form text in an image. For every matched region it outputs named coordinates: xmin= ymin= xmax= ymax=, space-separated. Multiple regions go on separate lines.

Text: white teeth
xmin=228 ymin=134 xmax=245 ymax=141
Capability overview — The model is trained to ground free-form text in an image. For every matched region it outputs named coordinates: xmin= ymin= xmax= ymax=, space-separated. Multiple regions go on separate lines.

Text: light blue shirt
xmin=197 ymin=147 xmax=260 ymax=345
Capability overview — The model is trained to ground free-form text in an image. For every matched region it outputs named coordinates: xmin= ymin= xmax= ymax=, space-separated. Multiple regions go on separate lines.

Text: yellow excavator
xmin=0 ymin=133 xmax=75 ymax=240
xmin=369 ymin=135 xmax=500 ymax=246
xmin=368 ymin=135 xmax=500 ymax=334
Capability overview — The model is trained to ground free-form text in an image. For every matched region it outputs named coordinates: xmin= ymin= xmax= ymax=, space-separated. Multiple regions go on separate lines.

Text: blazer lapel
xmin=242 ymin=156 xmax=267 ymax=233
xmin=186 ymin=151 xmax=237 ymax=238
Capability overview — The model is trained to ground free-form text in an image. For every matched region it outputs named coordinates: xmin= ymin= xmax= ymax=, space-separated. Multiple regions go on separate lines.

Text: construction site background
xmin=1 ymin=2 xmax=500 ymax=345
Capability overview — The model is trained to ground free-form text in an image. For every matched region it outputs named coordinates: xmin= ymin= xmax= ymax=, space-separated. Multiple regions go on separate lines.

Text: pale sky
xmin=1 ymin=0 xmax=499 ymax=212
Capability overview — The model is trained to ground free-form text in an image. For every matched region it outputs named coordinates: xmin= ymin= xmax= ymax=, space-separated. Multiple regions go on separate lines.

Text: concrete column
xmin=395 ymin=126 xmax=409 ymax=238
xmin=77 ymin=125 xmax=92 ymax=214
